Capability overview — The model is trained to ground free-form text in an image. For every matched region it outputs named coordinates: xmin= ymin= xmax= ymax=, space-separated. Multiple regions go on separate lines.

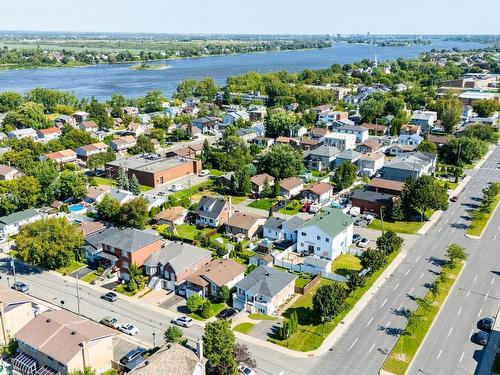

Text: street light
xmin=152 ymin=332 xmax=156 ymax=348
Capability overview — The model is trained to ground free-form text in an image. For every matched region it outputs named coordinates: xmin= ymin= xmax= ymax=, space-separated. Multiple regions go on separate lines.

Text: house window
xmin=121 ymin=249 xmax=128 ymax=257
xmin=316 ymin=247 xmax=320 ymax=251
xmin=326 ymin=238 xmax=330 ymax=243
xmin=316 ymin=235 xmax=321 ymax=240
xmin=301 ymin=232 xmax=306 ymax=236
xmin=122 ymin=260 xmax=129 ymax=269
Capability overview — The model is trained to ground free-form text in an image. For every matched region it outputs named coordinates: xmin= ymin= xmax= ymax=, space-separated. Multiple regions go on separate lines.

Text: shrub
xmin=187 ymin=294 xmax=204 ymax=313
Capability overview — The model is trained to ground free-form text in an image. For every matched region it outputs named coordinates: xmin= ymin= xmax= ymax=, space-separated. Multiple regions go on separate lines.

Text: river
xmin=0 ymin=39 xmax=484 ymax=100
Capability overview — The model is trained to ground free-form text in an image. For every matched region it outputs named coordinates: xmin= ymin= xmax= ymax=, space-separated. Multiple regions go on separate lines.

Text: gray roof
xmin=384 ymin=151 xmax=436 ymax=172
xmin=0 ymin=208 xmax=41 ymax=226
xmin=234 ymin=266 xmax=297 ymax=299
xmin=144 ymin=241 xmax=211 ymax=272
xmin=336 ymin=150 xmax=362 ymax=160
xmin=195 ymin=196 xmax=227 ymax=219
xmin=108 ymin=188 xmax=133 ymax=202
xmin=351 ymin=190 xmax=396 ymax=204
xmin=264 ymin=217 xmax=285 ymax=230
xmin=307 ymin=144 xmax=340 ymax=158
xmin=281 ymin=216 xmax=306 ymax=231
xmin=86 ymin=227 xmax=160 ymax=253
xmin=333 ymin=125 xmax=368 ymax=133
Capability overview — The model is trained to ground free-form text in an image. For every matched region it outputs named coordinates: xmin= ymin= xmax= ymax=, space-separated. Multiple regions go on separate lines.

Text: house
xmin=0 ymin=208 xmax=44 ymax=240
xmin=332 ymin=124 xmax=368 ymax=142
xmin=195 ymin=196 xmax=232 ymax=228
xmin=165 ymin=106 xmax=181 ymax=118
xmin=154 ymin=206 xmax=188 ymax=226
xmin=129 ymin=343 xmax=205 ymax=375
xmin=248 ymin=105 xmax=267 ymax=121
xmin=279 ymin=177 xmax=303 ymax=198
xmin=138 ymin=113 xmax=152 ymax=124
xmin=110 ymin=135 xmax=137 ymax=153
xmin=237 ymin=128 xmax=257 ymax=142
xmin=144 ymin=241 xmax=212 ymax=292
xmin=225 ymin=212 xmax=266 ymax=240
xmin=366 ymin=178 xmax=406 ymax=196
xmin=304 ymin=145 xmax=340 ymax=171
xmin=13 ymin=310 xmax=115 ymax=375
xmin=78 ymin=221 xmax=106 ymax=237
xmin=250 ymin=173 xmax=275 ymax=194
xmin=302 ymin=182 xmax=333 ymax=206
xmin=84 ymin=185 xmax=111 ymax=204
xmin=275 ymin=136 xmax=295 ymax=145
xmin=73 ymin=111 xmax=89 ymax=123
xmin=185 ymin=97 xmax=201 ymax=106
xmin=281 ymin=216 xmax=306 ymax=242
xmin=7 ymin=128 xmax=37 ymax=140
xmin=388 ymin=143 xmax=418 ymax=156
xmin=324 ymin=133 xmax=356 ymax=151
xmin=43 ymin=149 xmax=77 ymax=164
xmin=296 ymin=208 xmax=354 ymax=260
xmin=37 ymin=127 xmax=61 ymax=142
xmin=215 ymin=171 xmax=235 ymax=191
xmin=299 ymin=138 xmax=322 ymax=151
xmin=335 ymin=150 xmax=362 ymax=168
xmin=427 ymin=134 xmax=450 ymax=148
xmin=351 ymin=190 xmax=397 ymax=217
xmin=317 ymin=110 xmax=348 ymax=124
xmin=361 ymin=123 xmax=388 ymax=135
xmin=252 ymin=137 xmax=274 ymax=148
xmin=0 ymin=288 xmax=34 ymax=345
xmin=167 ymin=143 xmax=203 ymax=158
xmin=251 ymin=123 xmax=266 ymax=137
xmin=126 ymin=122 xmax=146 ymax=137
xmin=356 ymin=139 xmax=382 ymax=154
xmin=185 ymin=258 xmax=245 ymax=299
xmin=75 ymin=142 xmax=108 ymax=160
xmin=398 ymin=134 xmax=423 ymax=146
xmin=84 ymin=227 xmax=162 ymax=280
xmin=142 ymin=195 xmax=167 ymax=212
xmin=107 ymin=188 xmax=134 ymax=205
xmin=232 ymin=266 xmax=297 ymax=315
xmin=400 ymin=124 xmax=422 ymax=136
xmin=357 ymin=152 xmax=384 ymax=177
xmin=309 ymin=127 xmax=330 ymax=141
xmin=80 ymin=120 xmax=99 ymax=133
xmin=122 ymin=106 xmax=139 ymax=116
xmin=263 ymin=217 xmax=286 ymax=241
xmin=223 ymin=111 xmax=249 ymax=125
xmin=192 ymin=117 xmax=221 ymax=134
xmin=382 ymin=151 xmax=437 ymax=181
xmin=0 ymin=164 xmax=19 ymax=180
xmin=54 ymin=115 xmax=76 ymax=128
xmin=249 ymin=253 xmax=274 ymax=267
xmin=410 ymin=110 xmax=437 ymax=131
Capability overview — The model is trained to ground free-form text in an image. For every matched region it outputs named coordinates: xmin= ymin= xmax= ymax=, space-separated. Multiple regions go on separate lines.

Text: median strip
xmin=466 ymin=181 xmax=500 ymax=238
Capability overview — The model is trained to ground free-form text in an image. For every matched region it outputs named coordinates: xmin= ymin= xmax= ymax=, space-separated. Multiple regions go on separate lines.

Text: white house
xmin=398 ymin=134 xmax=423 ymax=146
xmin=223 ymin=111 xmax=250 ymax=125
xmin=324 ymin=133 xmax=357 ymax=151
xmin=0 ymin=208 xmax=45 ymax=240
xmin=37 ymin=127 xmax=62 ymax=142
xmin=281 ymin=216 xmax=306 ymax=242
xmin=410 ymin=110 xmax=437 ymax=131
xmin=357 ymin=152 xmax=385 ymax=177
xmin=296 ymin=208 xmax=354 ymax=260
xmin=263 ymin=217 xmax=286 ymax=241
xmin=332 ymin=125 xmax=368 ymax=142
xmin=7 ymin=128 xmax=37 ymax=140
xmin=279 ymin=177 xmax=303 ymax=198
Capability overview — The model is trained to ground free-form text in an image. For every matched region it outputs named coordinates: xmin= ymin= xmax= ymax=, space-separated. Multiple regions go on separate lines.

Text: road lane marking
xmin=437 ymin=227 xmax=442 ymax=233
xmin=470 ymin=329 xmax=474 ymax=338
xmin=460 ymin=352 xmax=465 ymax=363
xmin=393 ymin=283 xmax=400 ymax=290
xmin=409 ymin=287 xmax=414 ymax=295
xmin=368 ymin=343 xmax=375 ymax=353
xmin=381 ymin=298 xmax=388 ymax=308
xmin=398 ymin=304 xmax=403 ymax=310
xmin=473 ymin=275 xmax=478 ymax=282
xmin=485 ymin=292 xmax=489 ymax=301
xmin=452 ymin=227 xmax=456 ymax=233
xmin=366 ymin=316 xmax=374 ymax=328
xmin=347 ymin=338 xmax=358 ymax=352
xmin=491 ymin=278 xmax=495 ymax=285
xmin=448 ymin=327 xmax=453 ymax=336
xmin=385 ymin=321 xmax=391 ymax=330
xmin=466 ymin=290 xmax=471 ymax=297
xmin=415 ymin=256 xmax=421 ymax=262
xmin=405 ymin=269 xmax=411 ymax=276
xmin=457 ymin=307 xmax=462 ymax=316
xmin=478 ymin=309 xmax=483 ymax=318
xmin=437 ymin=349 xmax=442 ymax=359
xmin=419 ymin=272 xmax=424 ymax=279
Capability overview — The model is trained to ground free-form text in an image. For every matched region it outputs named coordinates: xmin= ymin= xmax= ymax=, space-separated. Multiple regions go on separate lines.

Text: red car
xmin=450 ymin=196 xmax=458 ymax=202
xmin=299 ymin=202 xmax=311 ymax=212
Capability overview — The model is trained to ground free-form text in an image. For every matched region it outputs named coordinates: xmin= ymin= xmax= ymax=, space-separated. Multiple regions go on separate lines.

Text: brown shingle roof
xmin=358 ymin=139 xmax=381 ymax=151
xmin=79 ymin=221 xmax=106 ymax=236
xmin=367 ymin=178 xmax=405 ymax=192
xmin=251 ymin=173 xmax=274 ymax=187
xmin=280 ymin=177 xmax=303 ymax=191
xmin=226 ymin=212 xmax=265 ymax=230
xmin=154 ymin=206 xmax=187 ymax=222
xmin=360 ymin=123 xmax=387 ymax=132
xmin=427 ymin=134 xmax=450 ymax=145
xmin=186 ymin=258 xmax=245 ymax=287
xmin=305 ymin=182 xmax=333 ymax=196
xmin=0 ymin=287 xmax=32 ymax=306
xmin=0 ymin=164 xmax=16 ymax=176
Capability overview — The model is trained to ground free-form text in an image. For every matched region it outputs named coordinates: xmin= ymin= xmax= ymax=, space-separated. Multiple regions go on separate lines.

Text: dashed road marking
xmin=485 ymin=292 xmax=489 ymax=301
xmin=409 ymin=287 xmax=414 ymax=295
xmin=437 ymin=349 xmax=442 ymax=359
xmin=448 ymin=327 xmax=453 ymax=336
xmin=381 ymin=298 xmax=388 ymax=308
xmin=478 ymin=309 xmax=483 ymax=318
xmin=466 ymin=290 xmax=471 ymax=297
xmin=473 ymin=275 xmax=478 ymax=282
xmin=419 ymin=272 xmax=424 ymax=279
xmin=347 ymin=338 xmax=359 ymax=352
xmin=405 ymin=269 xmax=411 ymax=276
xmin=368 ymin=343 xmax=375 ymax=353
xmin=491 ymin=278 xmax=495 ymax=285
xmin=394 ymin=283 xmax=400 ymax=290
xmin=415 ymin=256 xmax=421 ymax=262
xmin=366 ymin=316 xmax=374 ymax=328
xmin=460 ymin=352 xmax=465 ymax=363
xmin=457 ymin=307 xmax=462 ymax=316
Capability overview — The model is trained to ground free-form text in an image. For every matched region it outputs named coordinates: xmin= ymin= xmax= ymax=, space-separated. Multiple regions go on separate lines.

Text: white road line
xmin=470 ymin=329 xmax=474 ymax=338
xmin=491 ymin=278 xmax=495 ymax=285
xmin=457 ymin=307 xmax=462 ymax=316
xmin=485 ymin=292 xmax=489 ymax=301
xmin=366 ymin=316 xmax=374 ymax=328
xmin=460 ymin=352 xmax=465 ymax=363
xmin=385 ymin=321 xmax=391 ymax=329
xmin=473 ymin=274 xmax=478 ymax=282
xmin=437 ymin=349 xmax=442 ymax=359
xmin=368 ymin=343 xmax=375 ymax=353
xmin=478 ymin=309 xmax=483 ymax=318
xmin=419 ymin=272 xmax=424 ymax=279
xmin=415 ymin=256 xmax=421 ymax=262
xmin=437 ymin=227 xmax=442 ymax=233
xmin=347 ymin=338 xmax=358 ymax=352
xmin=409 ymin=287 xmax=414 ymax=295
xmin=466 ymin=290 xmax=471 ymax=297
xmin=451 ymin=228 xmax=456 ymax=233
xmin=394 ymin=283 xmax=400 ymax=290
xmin=381 ymin=298 xmax=388 ymax=308
xmin=448 ymin=327 xmax=453 ymax=336
xmin=405 ymin=269 xmax=411 ymax=276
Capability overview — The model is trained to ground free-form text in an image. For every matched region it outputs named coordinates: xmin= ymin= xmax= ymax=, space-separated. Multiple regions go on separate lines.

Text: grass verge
xmin=56 ymin=261 xmax=85 ymax=275
xmin=331 ymin=254 xmax=362 ymax=276
xmin=233 ymin=322 xmax=255 ymax=334
xmin=383 ymin=262 xmax=464 ymax=374
xmin=81 ymin=271 xmax=99 ymax=283
xmin=92 ymin=176 xmax=152 ymax=192
xmin=248 ymin=313 xmax=277 ymax=321
xmin=466 ymin=193 xmax=500 ymax=237
xmin=370 ymin=219 xmax=423 ymax=235
xmin=188 ymin=303 xmax=226 ymax=320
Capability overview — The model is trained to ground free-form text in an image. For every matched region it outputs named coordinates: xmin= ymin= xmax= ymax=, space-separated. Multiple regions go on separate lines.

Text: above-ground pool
xmin=68 ymin=204 xmax=86 ymax=213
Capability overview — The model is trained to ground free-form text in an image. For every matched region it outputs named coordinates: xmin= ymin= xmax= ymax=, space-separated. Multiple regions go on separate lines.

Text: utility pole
xmin=76 ymin=273 xmax=81 ymax=316
xmin=11 ymin=259 xmax=16 ymax=285
xmin=152 ymin=332 xmax=156 ymax=348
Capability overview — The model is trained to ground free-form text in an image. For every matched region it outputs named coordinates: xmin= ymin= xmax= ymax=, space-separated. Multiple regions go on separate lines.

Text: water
xmin=68 ymin=204 xmax=86 ymax=213
xmin=0 ymin=39 xmax=484 ymax=100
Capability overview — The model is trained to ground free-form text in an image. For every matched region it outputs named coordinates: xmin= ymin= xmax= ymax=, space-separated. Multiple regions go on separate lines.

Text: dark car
xmin=101 ymin=292 xmax=118 ymax=302
xmin=352 ymin=234 xmax=362 ymax=243
xmin=473 ymin=331 xmax=489 ymax=346
xmin=12 ymin=281 xmax=29 ymax=293
xmin=120 ymin=347 xmax=146 ymax=364
xmin=479 ymin=317 xmax=494 ymax=332
xmin=450 ymin=195 xmax=458 ymax=202
xmin=217 ymin=308 xmax=238 ymax=321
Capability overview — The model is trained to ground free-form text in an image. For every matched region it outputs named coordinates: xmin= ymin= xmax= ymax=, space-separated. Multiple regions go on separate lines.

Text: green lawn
xmin=295 ymin=277 xmax=312 ymax=288
xmin=233 ymin=322 xmax=255 ymax=334
xmin=493 ymin=353 xmax=500 ymax=373
xmin=81 ymin=271 xmax=99 ymax=283
xmin=278 ymin=200 xmax=302 ymax=215
xmin=271 ymin=250 xmax=401 ymax=352
xmin=369 ymin=219 xmax=423 ymax=234
xmin=248 ymin=313 xmax=277 ymax=321
xmin=248 ymin=198 xmax=276 ymax=211
xmin=383 ymin=262 xmax=464 ymax=374
xmin=169 ymin=181 xmax=213 ymax=201
xmin=56 ymin=261 xmax=85 ymax=275
xmin=92 ymin=176 xmax=152 ymax=192
xmin=209 ymin=169 xmax=225 ymax=177
xmin=189 ymin=302 xmax=226 ymax=320
xmin=175 ymin=223 xmax=212 ymax=240
xmin=229 ymin=195 xmax=247 ymax=205
xmin=436 ymin=179 xmax=458 ymax=190
xmin=331 ymin=254 xmax=362 ymax=276
xmin=466 ymin=193 xmax=500 ymax=237
xmin=114 ymin=284 xmax=138 ymax=296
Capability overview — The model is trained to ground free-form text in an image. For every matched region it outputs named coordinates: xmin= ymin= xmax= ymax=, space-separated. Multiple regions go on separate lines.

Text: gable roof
xmin=264 ymin=216 xmax=286 ymax=230
xmin=144 ymin=241 xmax=211 ymax=272
xmin=95 ymin=227 xmax=160 ymax=253
xmin=226 ymin=212 xmax=265 ymax=230
xmin=281 ymin=216 xmax=306 ymax=231
xmin=280 ymin=177 xmax=303 ymax=191
xmin=155 ymin=206 xmax=187 ymax=222
xmin=351 ymin=189 xmax=396 ymax=204
xmin=0 ymin=208 xmax=40 ymax=226
xmin=250 ymin=173 xmax=274 ymax=187
xmin=234 ymin=266 xmax=297 ymax=298
xmin=336 ymin=150 xmax=362 ymax=160
xmin=367 ymin=178 xmax=405 ymax=192
xmin=384 ymin=151 xmax=436 ymax=172
xmin=304 ymin=182 xmax=333 ymax=196
xmin=186 ymin=258 xmax=245 ymax=287
xmin=299 ymin=208 xmax=354 ymax=238
xmin=195 ymin=196 xmax=227 ymax=219
xmin=308 ymin=144 xmax=340 ymax=158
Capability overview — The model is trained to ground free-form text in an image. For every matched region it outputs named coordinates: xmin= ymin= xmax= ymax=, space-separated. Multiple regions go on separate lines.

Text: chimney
xmin=196 ymin=337 xmax=203 ymax=362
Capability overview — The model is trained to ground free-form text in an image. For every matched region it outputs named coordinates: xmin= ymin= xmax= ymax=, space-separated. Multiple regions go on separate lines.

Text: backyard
xmin=331 ymin=254 xmax=362 ymax=276
xmin=92 ymin=176 xmax=152 ymax=192
xmin=175 ymin=223 xmax=212 ymax=240
xmin=248 ymin=198 xmax=276 ymax=211
xmin=278 ymin=200 xmax=302 ymax=215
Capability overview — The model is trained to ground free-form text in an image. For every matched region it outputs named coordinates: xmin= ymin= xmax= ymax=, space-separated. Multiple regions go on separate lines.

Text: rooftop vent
xmin=46 ymin=319 xmax=51 ymax=323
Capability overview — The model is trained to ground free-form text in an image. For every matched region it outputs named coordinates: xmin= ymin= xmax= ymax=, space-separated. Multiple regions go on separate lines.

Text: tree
xmin=417 ymin=139 xmax=437 ymax=154
xmin=258 ymin=144 xmax=303 ymax=180
xmin=245 ymin=264 xmax=257 ymax=276
xmin=201 ymin=300 xmax=213 ymax=319
xmin=56 ymin=170 xmax=88 ymax=200
xmin=444 ymin=136 xmax=488 ymax=166
xmin=312 ymin=283 xmax=347 ymax=337
xmin=164 ymin=326 xmax=186 ymax=345
xmin=233 ymin=343 xmax=256 ymax=369
xmin=436 ymin=96 xmax=463 ymax=133
xmin=203 ymin=320 xmax=238 ymax=375
xmin=265 ymin=112 xmax=298 ymax=137
xmin=274 ymin=179 xmax=281 ymax=197
xmin=116 ymin=167 xmax=129 ymax=190
xmin=234 ymin=168 xmax=251 ymax=196
xmin=346 ymin=270 xmax=365 ymax=292
xmin=401 ymin=176 xmax=449 ymax=219
xmin=3 ymin=101 xmax=50 ymax=130
xmin=261 ymin=178 xmax=272 ymax=198
xmin=186 ymin=294 xmax=204 ymax=313
xmin=384 ymin=97 xmax=405 ymax=117
xmin=389 ymin=199 xmax=405 ymax=221
xmin=360 ymin=97 xmax=385 ymax=123
xmin=289 ymin=309 xmax=298 ymax=335
xmin=96 ymin=194 xmax=121 ymax=222
xmin=472 ymin=99 xmax=499 ymax=117
xmin=331 ymin=161 xmax=358 ymax=190
xmin=26 ymin=88 xmax=77 ymax=113
xmin=360 ymin=248 xmax=386 ymax=273
xmin=87 ymin=98 xmax=113 ymax=129
xmin=143 ymin=90 xmax=165 ymax=113
xmin=0 ymin=176 xmax=41 ymax=216
xmin=129 ymin=174 xmax=141 ymax=195
xmin=376 ymin=230 xmax=404 ymax=256
xmin=279 ymin=318 xmax=292 ymax=340
xmin=16 ymin=217 xmax=83 ymax=270
xmin=0 ymin=91 xmax=23 ymax=112
xmin=118 ymin=197 xmax=149 ymax=229
xmin=129 ymin=135 xmax=155 ymax=155
xmin=446 ymin=244 xmax=468 ymax=267
xmin=216 ymin=285 xmax=230 ymax=303
xmin=195 ymin=77 xmax=217 ymax=99
xmin=463 ymin=123 xmax=500 ymax=144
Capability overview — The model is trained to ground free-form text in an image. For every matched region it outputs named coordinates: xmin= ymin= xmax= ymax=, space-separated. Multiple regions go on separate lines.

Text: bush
xmin=201 ymin=300 xmax=213 ymax=319
xmin=186 ymin=294 xmax=204 ymax=313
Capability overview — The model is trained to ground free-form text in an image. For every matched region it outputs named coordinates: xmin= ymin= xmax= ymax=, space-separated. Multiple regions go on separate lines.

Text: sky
xmin=1 ymin=0 xmax=499 ymax=35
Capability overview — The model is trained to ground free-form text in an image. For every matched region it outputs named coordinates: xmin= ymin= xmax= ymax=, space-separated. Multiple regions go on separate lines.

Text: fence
xmin=295 ymin=274 xmax=322 ymax=294
xmin=275 ymin=258 xmax=347 ymax=283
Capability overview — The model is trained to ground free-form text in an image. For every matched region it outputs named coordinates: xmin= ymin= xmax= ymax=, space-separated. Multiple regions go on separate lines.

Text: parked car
xmin=100 ymin=316 xmax=119 ymax=329
xmin=171 ymin=316 xmax=193 ymax=328
xmin=239 ymin=365 xmax=256 ymax=375
xmin=358 ymin=237 xmax=369 ymax=248
xmin=198 ymin=169 xmax=210 ymax=177
xmin=11 ymin=281 xmax=29 ymax=293
xmin=170 ymin=184 xmax=186 ymax=192
xmin=450 ymin=195 xmax=458 ymax=202
xmin=119 ymin=323 xmax=139 ymax=336
xmin=352 ymin=234 xmax=362 ymax=243
xmin=309 ymin=203 xmax=321 ymax=214
xmin=101 ymin=292 xmax=118 ymax=302
xmin=364 ymin=214 xmax=374 ymax=225
xmin=354 ymin=218 xmax=365 ymax=226
xmin=479 ymin=317 xmax=494 ymax=332
xmin=217 ymin=308 xmax=238 ymax=321
xmin=299 ymin=202 xmax=311 ymax=212
xmin=473 ymin=330 xmax=489 ymax=346
xmin=120 ymin=347 xmax=146 ymax=364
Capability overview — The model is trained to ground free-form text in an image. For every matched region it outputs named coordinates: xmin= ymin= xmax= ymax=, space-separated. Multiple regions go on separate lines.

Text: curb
xmin=464 ymin=197 xmax=500 ymax=240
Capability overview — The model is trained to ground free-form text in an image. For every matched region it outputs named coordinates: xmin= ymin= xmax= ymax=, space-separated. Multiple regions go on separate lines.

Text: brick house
xmin=195 ymin=196 xmax=232 ymax=228
xmin=351 ymin=190 xmax=397 ymax=217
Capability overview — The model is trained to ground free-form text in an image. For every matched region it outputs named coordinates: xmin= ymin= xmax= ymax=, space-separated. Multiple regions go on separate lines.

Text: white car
xmin=170 ymin=184 xmax=186 ymax=192
xmin=198 ymin=169 xmax=210 ymax=177
xmin=172 ymin=316 xmax=193 ymax=328
xmin=239 ymin=366 xmax=256 ymax=375
xmin=358 ymin=237 xmax=369 ymax=248
xmin=119 ymin=323 xmax=139 ymax=336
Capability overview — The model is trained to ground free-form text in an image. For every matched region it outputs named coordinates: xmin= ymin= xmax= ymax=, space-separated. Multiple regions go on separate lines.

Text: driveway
xmin=159 ymin=294 xmax=187 ymax=314
xmin=247 ymin=318 xmax=282 ymax=341
xmin=70 ymin=266 xmax=95 ymax=279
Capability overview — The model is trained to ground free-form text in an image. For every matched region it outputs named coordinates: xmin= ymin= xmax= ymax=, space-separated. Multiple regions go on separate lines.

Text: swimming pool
xmin=68 ymin=204 xmax=85 ymax=213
